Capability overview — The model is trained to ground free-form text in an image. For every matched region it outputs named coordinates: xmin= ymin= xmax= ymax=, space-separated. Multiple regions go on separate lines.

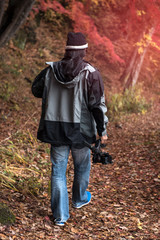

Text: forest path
xmin=0 ymin=102 xmax=160 ymax=240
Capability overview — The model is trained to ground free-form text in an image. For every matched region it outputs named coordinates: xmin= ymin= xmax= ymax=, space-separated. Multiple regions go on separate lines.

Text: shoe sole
xmin=73 ymin=198 xmax=91 ymax=209
xmin=55 ymin=222 xmax=65 ymax=226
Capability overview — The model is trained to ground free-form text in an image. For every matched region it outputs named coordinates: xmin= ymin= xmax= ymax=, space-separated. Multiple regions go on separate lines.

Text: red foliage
xmin=128 ymin=0 xmax=160 ymax=30
xmin=70 ymin=1 xmax=124 ymax=63
xmin=32 ymin=0 xmax=124 ymax=63
xmin=31 ymin=0 xmax=160 ymax=61
xmin=35 ymin=0 xmax=70 ymax=15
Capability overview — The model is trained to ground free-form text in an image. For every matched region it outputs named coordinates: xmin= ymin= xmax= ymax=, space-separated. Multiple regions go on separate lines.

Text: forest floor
xmin=0 ymin=22 xmax=160 ymax=240
xmin=0 ymin=102 xmax=160 ymax=240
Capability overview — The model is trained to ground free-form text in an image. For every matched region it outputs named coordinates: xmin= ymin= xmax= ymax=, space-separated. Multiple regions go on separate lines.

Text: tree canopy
xmin=32 ymin=0 xmax=160 ymax=62
xmin=1 ymin=0 xmax=160 ymax=60
xmin=0 ymin=0 xmax=160 ymax=88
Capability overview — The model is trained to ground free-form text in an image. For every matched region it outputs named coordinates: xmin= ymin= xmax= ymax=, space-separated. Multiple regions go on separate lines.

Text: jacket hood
xmin=46 ymin=52 xmax=87 ymax=88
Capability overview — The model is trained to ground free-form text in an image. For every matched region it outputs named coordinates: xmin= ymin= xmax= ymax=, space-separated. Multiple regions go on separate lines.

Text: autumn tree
xmin=0 ymin=0 xmax=124 ymax=65
xmin=1 ymin=0 xmax=160 ymax=91
xmin=33 ymin=0 xmax=160 ymax=89
xmin=0 ymin=0 xmax=133 ymax=65
xmin=120 ymin=0 xmax=160 ymax=90
xmin=32 ymin=0 xmax=124 ymax=63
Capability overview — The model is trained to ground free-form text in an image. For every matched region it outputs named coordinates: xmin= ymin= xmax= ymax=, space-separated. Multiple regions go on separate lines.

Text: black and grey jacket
xmin=32 ymin=61 xmax=108 ymax=147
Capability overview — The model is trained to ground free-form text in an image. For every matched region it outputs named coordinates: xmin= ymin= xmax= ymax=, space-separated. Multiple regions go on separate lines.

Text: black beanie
xmin=66 ymin=32 xmax=88 ymax=50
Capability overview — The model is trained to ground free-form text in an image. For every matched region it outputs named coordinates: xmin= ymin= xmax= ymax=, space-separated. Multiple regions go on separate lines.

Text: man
xmin=32 ymin=32 xmax=108 ymax=226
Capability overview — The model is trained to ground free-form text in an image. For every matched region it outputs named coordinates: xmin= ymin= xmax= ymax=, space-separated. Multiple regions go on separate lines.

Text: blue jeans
xmin=50 ymin=145 xmax=91 ymax=222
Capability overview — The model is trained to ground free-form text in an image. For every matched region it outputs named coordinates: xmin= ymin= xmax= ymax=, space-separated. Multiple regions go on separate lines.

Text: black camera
xmin=84 ymin=139 xmax=112 ymax=165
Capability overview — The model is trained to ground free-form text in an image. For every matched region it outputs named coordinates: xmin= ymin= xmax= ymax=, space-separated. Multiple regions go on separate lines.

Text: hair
xmin=64 ymin=49 xmax=86 ymax=59
xmin=57 ymin=49 xmax=87 ymax=81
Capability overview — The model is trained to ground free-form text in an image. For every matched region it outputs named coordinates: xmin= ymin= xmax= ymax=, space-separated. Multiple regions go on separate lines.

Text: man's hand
xmin=101 ymin=134 xmax=108 ymax=144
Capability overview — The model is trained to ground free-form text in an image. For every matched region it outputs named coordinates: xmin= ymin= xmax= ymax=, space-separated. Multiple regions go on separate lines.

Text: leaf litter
xmin=0 ymin=104 xmax=159 ymax=239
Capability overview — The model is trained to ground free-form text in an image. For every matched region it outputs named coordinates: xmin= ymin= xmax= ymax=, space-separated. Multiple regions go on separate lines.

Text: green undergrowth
xmin=107 ymin=85 xmax=151 ymax=121
xmin=0 ymin=130 xmax=50 ymax=197
xmin=0 ymin=81 xmax=16 ymax=102
xmin=0 ymin=203 xmax=15 ymax=225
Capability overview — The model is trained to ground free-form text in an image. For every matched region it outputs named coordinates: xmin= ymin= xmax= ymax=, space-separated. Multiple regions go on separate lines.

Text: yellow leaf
xmin=138 ymin=47 xmax=144 ymax=54
xmin=137 ymin=10 xmax=142 ymax=16
xmin=137 ymin=219 xmax=143 ymax=229
xmin=136 ymin=10 xmax=146 ymax=16
xmin=144 ymin=34 xmax=152 ymax=41
xmin=142 ymin=109 xmax=147 ymax=115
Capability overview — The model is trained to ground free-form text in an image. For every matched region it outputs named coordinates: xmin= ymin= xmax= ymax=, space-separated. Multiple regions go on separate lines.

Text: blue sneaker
xmin=73 ymin=191 xmax=91 ymax=209
xmin=54 ymin=218 xmax=65 ymax=226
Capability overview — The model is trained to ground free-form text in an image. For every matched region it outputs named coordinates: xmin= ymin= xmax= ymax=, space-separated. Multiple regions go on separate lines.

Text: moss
xmin=0 ymin=203 xmax=16 ymax=225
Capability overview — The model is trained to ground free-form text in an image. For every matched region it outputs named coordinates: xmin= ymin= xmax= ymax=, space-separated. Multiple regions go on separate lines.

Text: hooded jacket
xmin=32 ymin=57 xmax=108 ymax=147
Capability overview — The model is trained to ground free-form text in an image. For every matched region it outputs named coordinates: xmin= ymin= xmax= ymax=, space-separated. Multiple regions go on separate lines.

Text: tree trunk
xmin=120 ymin=27 xmax=155 ymax=91
xmin=0 ymin=0 xmax=6 ymax=26
xmin=0 ymin=0 xmax=35 ymax=48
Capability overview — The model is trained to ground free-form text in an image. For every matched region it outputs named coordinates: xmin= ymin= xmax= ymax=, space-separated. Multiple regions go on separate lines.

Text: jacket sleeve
xmin=31 ymin=67 xmax=50 ymax=98
xmin=88 ymin=70 xmax=108 ymax=136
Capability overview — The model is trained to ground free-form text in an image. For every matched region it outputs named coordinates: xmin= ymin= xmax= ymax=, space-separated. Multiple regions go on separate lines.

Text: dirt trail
xmin=0 ymin=102 xmax=160 ymax=239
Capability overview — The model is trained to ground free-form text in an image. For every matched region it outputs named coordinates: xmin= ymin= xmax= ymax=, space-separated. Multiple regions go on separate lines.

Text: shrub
xmin=107 ymin=86 xmax=150 ymax=121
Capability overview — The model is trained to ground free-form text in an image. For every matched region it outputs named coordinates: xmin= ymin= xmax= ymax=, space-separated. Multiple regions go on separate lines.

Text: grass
xmin=107 ymin=85 xmax=151 ymax=121
xmin=0 ymin=130 xmax=50 ymax=197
